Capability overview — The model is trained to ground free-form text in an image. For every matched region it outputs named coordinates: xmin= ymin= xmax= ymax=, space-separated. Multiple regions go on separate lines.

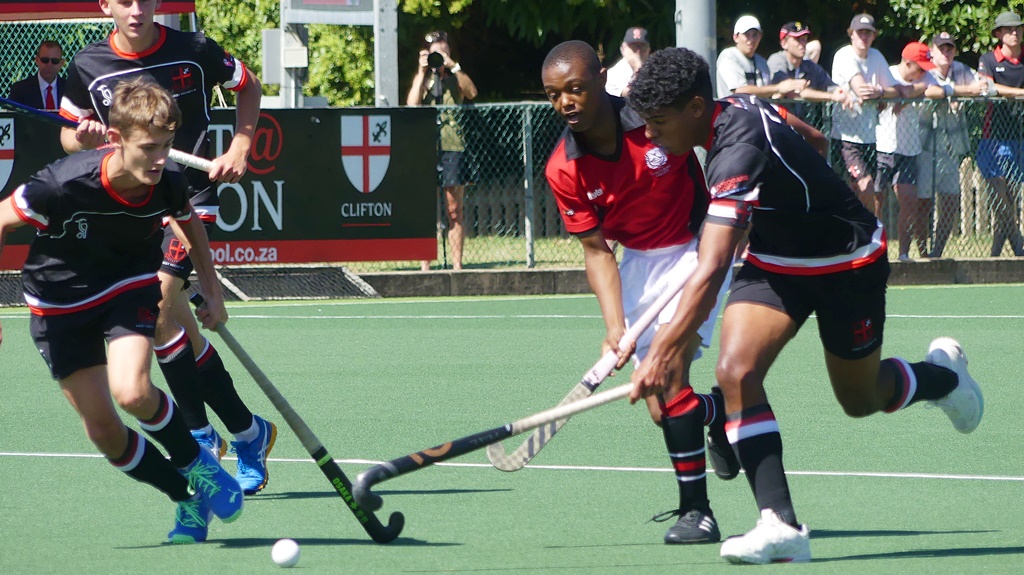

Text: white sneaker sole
xmin=926 ymin=337 xmax=984 ymax=433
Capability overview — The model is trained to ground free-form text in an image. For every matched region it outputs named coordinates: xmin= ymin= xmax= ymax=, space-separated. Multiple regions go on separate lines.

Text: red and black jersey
xmin=60 ymin=24 xmax=250 ymax=211
xmin=978 ymin=48 xmax=1024 ymax=140
xmin=545 ymin=97 xmax=709 ymax=251
xmin=704 ymin=95 xmax=884 ymax=275
xmin=12 ymin=148 xmax=192 ymax=315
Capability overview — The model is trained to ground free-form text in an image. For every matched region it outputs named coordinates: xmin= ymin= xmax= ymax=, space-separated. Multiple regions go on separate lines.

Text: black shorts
xmin=876 ymin=152 xmax=919 ymax=190
xmin=160 ymin=219 xmax=213 ymax=281
xmin=438 ymin=150 xmax=465 ymax=188
xmin=30 ymin=284 xmax=161 ymax=380
xmin=831 ymin=140 xmax=876 ymax=183
xmin=726 ymin=257 xmax=891 ymax=360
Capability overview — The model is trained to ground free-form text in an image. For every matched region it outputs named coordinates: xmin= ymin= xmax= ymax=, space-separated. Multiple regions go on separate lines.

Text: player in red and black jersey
xmin=542 ymin=41 xmax=735 ymax=545
xmin=627 ymin=48 xmax=984 ymax=564
xmin=58 ymin=0 xmax=276 ymax=495
xmin=0 ymin=79 xmax=241 ymax=543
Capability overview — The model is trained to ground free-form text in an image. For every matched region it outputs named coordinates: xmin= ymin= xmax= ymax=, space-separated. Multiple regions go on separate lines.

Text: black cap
xmin=623 ymin=27 xmax=649 ymax=45
xmin=850 ymin=13 xmax=876 ymax=32
xmin=932 ymin=32 xmax=955 ymax=47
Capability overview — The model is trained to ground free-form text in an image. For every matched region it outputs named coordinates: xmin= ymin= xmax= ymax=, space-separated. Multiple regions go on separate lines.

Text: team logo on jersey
xmin=340 ymin=114 xmax=391 ymax=194
xmin=564 ymin=209 xmax=575 ymax=216
xmin=99 ymin=84 xmax=113 ymax=106
xmin=75 ymin=218 xmax=88 ymax=239
xmin=0 ymin=118 xmax=13 ymax=191
xmin=172 ymin=66 xmax=195 ymax=92
xmin=586 ymin=188 xmax=603 ymax=200
xmin=644 ymin=147 xmax=669 ymax=176
xmin=222 ymin=50 xmax=235 ymax=68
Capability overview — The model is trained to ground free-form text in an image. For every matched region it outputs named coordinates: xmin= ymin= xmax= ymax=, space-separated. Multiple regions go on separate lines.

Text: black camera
xmin=427 ymin=51 xmax=445 ymax=72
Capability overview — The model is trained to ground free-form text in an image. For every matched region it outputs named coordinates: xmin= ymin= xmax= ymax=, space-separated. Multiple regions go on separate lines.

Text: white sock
xmin=232 ymin=417 xmax=259 ymax=443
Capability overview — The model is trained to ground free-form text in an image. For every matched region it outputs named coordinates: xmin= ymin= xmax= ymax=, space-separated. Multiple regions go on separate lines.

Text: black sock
xmin=883 ymin=357 xmax=958 ymax=413
xmin=155 ymin=329 xmax=209 ymax=429
xmin=727 ymin=404 xmax=798 ymax=527
xmin=699 ymin=387 xmax=726 ymax=432
xmin=109 ymin=429 xmax=191 ymax=501
xmin=661 ymin=388 xmax=710 ymax=514
xmin=195 ymin=340 xmax=254 ymax=434
xmin=138 ymin=389 xmax=200 ymax=468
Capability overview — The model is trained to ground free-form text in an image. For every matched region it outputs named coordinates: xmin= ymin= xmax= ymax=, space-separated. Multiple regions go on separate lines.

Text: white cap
xmin=733 ymin=15 xmax=762 ymax=35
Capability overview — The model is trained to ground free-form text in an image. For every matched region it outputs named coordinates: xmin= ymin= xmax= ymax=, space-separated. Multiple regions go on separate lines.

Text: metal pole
xmin=675 ymin=0 xmax=716 ymax=96
xmin=373 ymin=0 xmax=399 ymax=107
xmin=522 ymin=106 xmax=536 ymax=268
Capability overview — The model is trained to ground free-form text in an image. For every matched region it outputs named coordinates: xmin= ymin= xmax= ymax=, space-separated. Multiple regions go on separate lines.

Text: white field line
xmin=1 ymin=451 xmax=1022 ymax=482
xmin=4 ymin=313 xmax=1024 ymax=321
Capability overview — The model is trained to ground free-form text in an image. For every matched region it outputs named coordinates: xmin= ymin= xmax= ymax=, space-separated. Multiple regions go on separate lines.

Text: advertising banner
xmin=0 ymin=107 xmax=437 ymax=268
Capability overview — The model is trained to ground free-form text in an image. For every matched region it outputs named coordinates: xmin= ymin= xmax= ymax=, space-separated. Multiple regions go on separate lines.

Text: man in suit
xmin=8 ymin=41 xmax=65 ymax=110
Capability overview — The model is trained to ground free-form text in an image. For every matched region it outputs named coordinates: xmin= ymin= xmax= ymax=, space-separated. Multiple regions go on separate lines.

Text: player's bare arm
xmin=0 ymin=196 xmax=27 ymax=347
xmin=208 ymin=74 xmax=262 ymax=184
xmin=629 ymin=222 xmax=746 ymax=403
xmin=168 ymin=208 xmax=227 ymax=329
xmin=59 ymin=119 xmax=106 ymax=153
xmin=579 ymin=231 xmax=631 ymax=369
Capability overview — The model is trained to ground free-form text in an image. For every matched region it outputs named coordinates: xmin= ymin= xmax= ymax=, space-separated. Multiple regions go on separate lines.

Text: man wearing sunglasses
xmin=8 ymin=40 xmax=65 ymax=111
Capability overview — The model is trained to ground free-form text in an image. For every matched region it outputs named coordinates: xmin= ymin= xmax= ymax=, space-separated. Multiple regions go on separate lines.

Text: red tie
xmin=44 ymin=85 xmax=55 ymax=110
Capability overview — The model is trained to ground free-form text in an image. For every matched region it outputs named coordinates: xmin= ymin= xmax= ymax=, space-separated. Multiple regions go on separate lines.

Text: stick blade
xmin=485 ymin=441 xmax=528 ymax=472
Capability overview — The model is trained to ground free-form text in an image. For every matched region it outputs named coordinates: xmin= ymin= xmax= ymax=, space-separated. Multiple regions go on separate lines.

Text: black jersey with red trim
xmin=545 ymin=96 xmax=709 ymax=251
xmin=703 ymin=95 xmax=884 ymax=275
xmin=12 ymin=148 xmax=192 ymax=315
xmin=60 ymin=24 xmax=250 ymax=210
xmin=977 ymin=48 xmax=1024 ymax=140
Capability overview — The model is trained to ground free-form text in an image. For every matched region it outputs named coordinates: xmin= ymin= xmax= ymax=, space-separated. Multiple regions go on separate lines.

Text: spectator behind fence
xmin=976 ymin=11 xmax=1024 ymax=257
xmin=876 ymin=42 xmax=945 ymax=262
xmin=831 ymin=13 xmax=902 ymax=217
xmin=805 ymin=39 xmax=821 ymax=64
xmin=605 ymin=26 xmax=651 ymax=97
xmin=7 ymin=40 xmax=65 ymax=110
xmin=408 ymin=30 xmax=478 ymax=271
xmin=919 ymin=32 xmax=990 ymax=258
xmin=766 ymin=21 xmax=854 ymax=119
xmin=716 ymin=15 xmax=808 ymax=99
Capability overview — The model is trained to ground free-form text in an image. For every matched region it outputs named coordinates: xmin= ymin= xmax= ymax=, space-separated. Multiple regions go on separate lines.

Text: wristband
xmin=451 ymin=63 xmax=462 ymax=74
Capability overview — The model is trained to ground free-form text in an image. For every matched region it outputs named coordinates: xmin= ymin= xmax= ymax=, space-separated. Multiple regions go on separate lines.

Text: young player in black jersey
xmin=0 ymin=78 xmax=242 ymax=544
xmin=59 ymin=0 xmax=276 ymax=495
xmin=625 ymin=48 xmax=984 ymax=564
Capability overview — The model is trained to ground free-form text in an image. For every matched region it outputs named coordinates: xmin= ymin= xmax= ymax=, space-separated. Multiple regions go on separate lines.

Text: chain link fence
xmin=806 ymin=96 xmax=1024 ymax=261
xmin=353 ymin=96 xmax=1024 ymax=272
xmin=2 ymin=17 xmax=1023 ymax=269
xmin=0 ymin=19 xmax=110 ymax=96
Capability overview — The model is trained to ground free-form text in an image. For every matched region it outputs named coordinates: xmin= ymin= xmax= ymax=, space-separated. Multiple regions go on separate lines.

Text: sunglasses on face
xmin=38 ymin=57 xmax=62 ymax=64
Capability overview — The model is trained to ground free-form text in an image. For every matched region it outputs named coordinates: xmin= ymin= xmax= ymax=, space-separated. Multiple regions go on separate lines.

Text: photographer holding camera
xmin=408 ymin=30 xmax=478 ymax=271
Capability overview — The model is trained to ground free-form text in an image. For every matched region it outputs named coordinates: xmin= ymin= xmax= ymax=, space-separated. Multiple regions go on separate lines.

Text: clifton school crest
xmin=0 ymin=117 xmax=13 ymax=191
xmin=340 ymin=114 xmax=391 ymax=194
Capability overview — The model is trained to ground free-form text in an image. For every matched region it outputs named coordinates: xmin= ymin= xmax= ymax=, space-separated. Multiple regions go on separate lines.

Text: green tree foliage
xmin=194 ymin=0 xmax=1024 ymax=104
xmin=884 ymin=0 xmax=1024 ymax=55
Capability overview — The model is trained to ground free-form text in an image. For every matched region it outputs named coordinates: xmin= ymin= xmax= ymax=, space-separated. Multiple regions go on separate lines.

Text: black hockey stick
xmin=352 ymin=383 xmax=634 ymax=512
xmin=189 ymin=293 xmax=404 ymax=543
xmin=0 ymin=94 xmax=212 ymax=171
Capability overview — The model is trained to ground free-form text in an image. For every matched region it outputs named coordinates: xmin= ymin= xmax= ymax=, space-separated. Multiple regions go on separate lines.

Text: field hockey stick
xmin=486 ymin=269 xmax=691 ymax=472
xmin=189 ymin=293 xmax=405 ymax=543
xmin=352 ymin=382 xmax=635 ymax=512
xmin=0 ymin=95 xmax=213 ymax=172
